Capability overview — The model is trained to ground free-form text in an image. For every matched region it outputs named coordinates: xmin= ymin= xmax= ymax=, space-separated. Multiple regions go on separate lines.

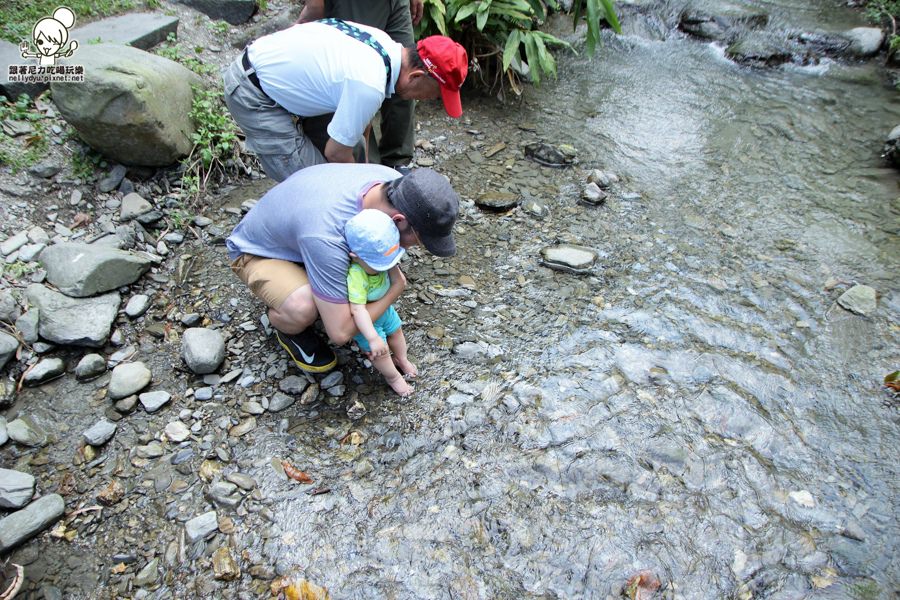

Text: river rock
xmin=83 ymin=420 xmax=117 ymax=446
xmin=884 ymin=124 xmax=900 ymax=167
xmin=39 ymin=243 xmax=152 ymax=298
xmin=134 ymin=558 xmax=160 ymax=588
xmin=0 ymin=331 xmax=18 ymax=371
xmin=51 ymin=44 xmax=201 ymax=167
xmin=98 ymin=165 xmax=127 ymax=193
xmin=837 ymin=285 xmax=877 ymax=315
xmin=124 ymin=294 xmax=151 ymax=319
xmin=581 ymin=182 xmax=608 ymax=206
xmin=540 ymin=244 xmax=597 ymax=273
xmin=0 ymin=468 xmax=35 ymax=509
xmin=15 ymin=309 xmax=39 ymax=343
xmin=185 ymin=510 xmax=218 ymax=543
xmin=212 ymin=546 xmax=241 ymax=581
xmin=120 ymin=193 xmax=154 ymax=222
xmin=0 ymin=417 xmax=6 ymax=446
xmin=108 ymin=362 xmax=152 ymax=400
xmin=164 ymin=421 xmax=190 ymax=442
xmin=0 ymin=289 xmax=20 ymax=323
xmin=0 ymin=494 xmax=65 ymax=552
xmin=182 ymin=328 xmax=225 ymax=374
xmin=844 ymin=27 xmax=884 ymax=57
xmin=6 ymin=417 xmax=47 ymax=447
xmin=268 ymin=392 xmax=295 ymax=412
xmin=139 ymin=390 xmax=172 ymax=413
xmin=278 ymin=376 xmax=308 ymax=395
xmin=475 ymin=191 xmax=520 ymax=211
xmin=26 ymin=284 xmax=120 ymax=347
xmin=1 ymin=231 xmax=29 ymax=256
xmin=726 ymin=33 xmax=791 ymax=67
xmin=75 ymin=354 xmax=107 ymax=381
xmin=23 ymin=357 xmax=66 ymax=386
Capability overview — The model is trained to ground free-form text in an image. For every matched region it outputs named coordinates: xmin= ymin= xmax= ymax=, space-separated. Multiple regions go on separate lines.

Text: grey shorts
xmin=222 ymin=57 xmax=326 ymax=182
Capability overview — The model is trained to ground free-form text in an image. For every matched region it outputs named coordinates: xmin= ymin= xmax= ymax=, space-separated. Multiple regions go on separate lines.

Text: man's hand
xmin=367 ymin=337 xmax=389 ymax=358
xmin=410 ymin=0 xmax=424 ymax=26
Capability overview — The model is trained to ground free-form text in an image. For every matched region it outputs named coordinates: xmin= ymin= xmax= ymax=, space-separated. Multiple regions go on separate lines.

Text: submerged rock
xmin=0 ymin=494 xmax=65 ymax=552
xmin=475 ymin=191 xmax=520 ymax=211
xmin=0 ymin=468 xmax=36 ymax=509
xmin=540 ymin=244 xmax=598 ymax=273
xmin=837 ymin=284 xmax=877 ymax=315
xmin=23 ymin=358 xmax=66 ymax=386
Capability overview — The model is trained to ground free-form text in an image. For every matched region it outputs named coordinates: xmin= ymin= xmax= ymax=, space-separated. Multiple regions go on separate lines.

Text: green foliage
xmin=70 ymin=146 xmax=104 ymax=180
xmin=0 ymin=94 xmax=48 ymax=172
xmin=181 ymin=86 xmax=241 ymax=202
xmin=209 ymin=21 xmax=231 ymax=36
xmin=1 ymin=261 xmax=38 ymax=280
xmin=156 ymin=32 xmax=215 ymax=76
xmin=0 ymin=0 xmax=145 ymax=43
xmin=417 ymin=0 xmax=619 ymax=93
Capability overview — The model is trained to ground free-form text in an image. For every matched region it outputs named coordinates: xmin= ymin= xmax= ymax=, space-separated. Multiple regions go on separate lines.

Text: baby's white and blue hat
xmin=344 ymin=209 xmax=405 ymax=271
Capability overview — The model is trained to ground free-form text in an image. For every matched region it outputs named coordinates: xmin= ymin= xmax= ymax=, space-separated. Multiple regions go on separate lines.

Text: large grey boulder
xmin=182 ymin=328 xmax=226 ymax=374
xmin=40 ymin=242 xmax=151 ymax=298
xmin=0 ymin=469 xmax=36 ymax=509
xmin=0 ymin=494 xmax=66 ymax=553
xmin=26 ymin=284 xmax=120 ymax=347
xmin=51 ymin=44 xmax=201 ymax=167
xmin=176 ymin=0 xmax=257 ymax=25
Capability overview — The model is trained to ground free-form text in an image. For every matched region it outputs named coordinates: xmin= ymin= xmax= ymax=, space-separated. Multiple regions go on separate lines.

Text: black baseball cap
xmin=386 ymin=168 xmax=459 ymax=257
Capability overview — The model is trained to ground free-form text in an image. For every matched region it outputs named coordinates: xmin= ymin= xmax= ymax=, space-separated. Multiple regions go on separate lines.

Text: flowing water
xmin=255 ymin=1 xmax=899 ymax=598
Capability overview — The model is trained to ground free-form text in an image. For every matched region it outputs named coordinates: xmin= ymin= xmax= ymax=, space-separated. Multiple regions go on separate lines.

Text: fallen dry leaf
xmin=70 ymin=212 xmax=92 ymax=228
xmin=625 ymin=570 xmax=661 ymax=600
xmin=282 ymin=460 xmax=313 ymax=484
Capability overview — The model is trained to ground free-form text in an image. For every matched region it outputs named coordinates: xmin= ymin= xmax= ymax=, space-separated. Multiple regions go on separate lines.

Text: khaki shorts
xmin=230 ymin=254 xmax=309 ymax=309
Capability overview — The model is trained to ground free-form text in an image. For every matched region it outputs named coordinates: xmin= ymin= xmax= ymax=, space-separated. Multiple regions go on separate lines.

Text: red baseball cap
xmin=417 ymin=36 xmax=468 ymax=118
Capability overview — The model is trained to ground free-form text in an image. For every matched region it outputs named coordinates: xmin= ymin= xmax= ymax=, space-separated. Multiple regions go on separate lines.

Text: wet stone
xmin=0 ymin=417 xmax=7 ymax=446
xmin=278 ymin=376 xmax=307 ymax=395
xmin=194 ymin=387 xmax=214 ymax=401
xmin=321 ymin=371 xmax=343 ymax=389
xmin=23 ymin=357 xmax=66 ymax=386
xmin=213 ymin=546 xmax=240 ymax=581
xmin=98 ymin=165 xmax=127 ymax=193
xmin=15 ymin=310 xmax=39 ymax=343
xmin=108 ymin=362 xmax=152 ymax=399
xmin=241 ymin=401 xmax=265 ymax=415
xmin=164 ymin=421 xmax=191 ymax=442
xmin=182 ymin=328 xmax=226 ymax=374
xmin=83 ymin=419 xmax=117 ymax=446
xmin=268 ymin=392 xmax=294 ymax=412
xmin=225 ymin=472 xmax=256 ymax=491
xmin=540 ymin=244 xmax=597 ymax=273
xmin=134 ymin=557 xmax=160 ymax=588
xmin=0 ymin=493 xmax=65 ymax=553
xmin=0 ymin=332 xmax=18 ymax=371
xmin=120 ymin=193 xmax=153 ymax=222
xmin=7 ymin=417 xmax=47 ymax=447
xmin=124 ymin=294 xmax=150 ymax=318
xmin=0 ymin=468 xmax=36 ymax=509
xmin=580 ymin=182 xmax=608 ymax=206
xmin=475 ymin=191 xmax=520 ymax=211
xmin=185 ymin=510 xmax=218 ymax=543
xmin=114 ymin=395 xmax=138 ymax=413
xmin=136 ymin=441 xmax=164 ymax=459
xmin=139 ymin=390 xmax=171 ymax=413
xmin=75 ymin=354 xmax=107 ymax=381
xmin=229 ymin=417 xmax=256 ymax=437
xmin=837 ymin=285 xmax=876 ymax=315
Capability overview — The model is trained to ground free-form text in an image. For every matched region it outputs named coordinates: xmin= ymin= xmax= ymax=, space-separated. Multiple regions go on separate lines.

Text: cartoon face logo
xmin=20 ymin=6 xmax=79 ymax=66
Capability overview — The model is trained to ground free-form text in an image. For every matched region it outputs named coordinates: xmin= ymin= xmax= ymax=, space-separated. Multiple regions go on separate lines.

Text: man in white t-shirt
xmin=223 ymin=19 xmax=467 ymax=182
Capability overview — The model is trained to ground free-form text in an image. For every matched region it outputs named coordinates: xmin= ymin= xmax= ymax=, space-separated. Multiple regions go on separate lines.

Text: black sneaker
xmin=275 ymin=329 xmax=337 ymax=373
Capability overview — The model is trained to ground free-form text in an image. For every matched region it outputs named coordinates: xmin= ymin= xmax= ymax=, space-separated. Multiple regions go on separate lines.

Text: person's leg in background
xmin=326 ymin=0 xmax=416 ymax=168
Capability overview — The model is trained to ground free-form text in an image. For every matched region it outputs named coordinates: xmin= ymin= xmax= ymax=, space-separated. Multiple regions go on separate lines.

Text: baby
xmin=344 ymin=209 xmax=418 ymax=396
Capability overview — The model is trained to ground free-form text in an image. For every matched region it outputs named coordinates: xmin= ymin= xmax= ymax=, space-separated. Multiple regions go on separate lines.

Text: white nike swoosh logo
xmin=286 ymin=338 xmax=315 ymax=363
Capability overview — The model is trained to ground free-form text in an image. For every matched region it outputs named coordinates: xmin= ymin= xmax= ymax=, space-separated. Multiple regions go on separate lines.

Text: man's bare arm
xmin=324 ymin=138 xmax=356 ymax=163
xmin=297 ymin=0 xmax=325 ymax=24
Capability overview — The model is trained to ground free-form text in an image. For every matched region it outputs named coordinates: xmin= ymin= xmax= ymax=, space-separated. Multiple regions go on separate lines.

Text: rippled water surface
xmin=256 ymin=1 xmax=899 ymax=598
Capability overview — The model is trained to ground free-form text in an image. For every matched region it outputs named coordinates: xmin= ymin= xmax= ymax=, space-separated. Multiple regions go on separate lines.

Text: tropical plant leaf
xmin=531 ymin=32 xmax=556 ymax=78
xmin=502 ymin=28 xmax=521 ymax=71
xmin=522 ymin=31 xmax=541 ymax=84
xmin=476 ymin=6 xmax=489 ymax=30
xmin=598 ymin=0 xmax=622 ymax=34
xmin=455 ymin=2 xmax=477 ymax=22
xmin=585 ymin=0 xmax=601 ymax=56
xmin=429 ymin=2 xmax=448 ymax=34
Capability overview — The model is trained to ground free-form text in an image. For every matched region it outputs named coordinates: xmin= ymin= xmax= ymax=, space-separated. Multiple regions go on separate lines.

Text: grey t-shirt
xmin=226 ymin=163 xmax=400 ymax=303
